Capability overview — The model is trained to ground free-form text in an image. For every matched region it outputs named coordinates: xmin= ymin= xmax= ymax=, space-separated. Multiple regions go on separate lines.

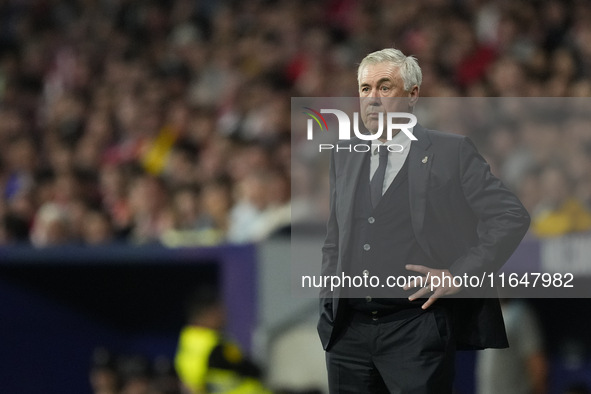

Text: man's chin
xmin=363 ymin=121 xmax=380 ymax=134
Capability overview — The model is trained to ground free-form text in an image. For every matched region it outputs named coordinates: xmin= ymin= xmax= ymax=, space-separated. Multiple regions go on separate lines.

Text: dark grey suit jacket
xmin=318 ymin=125 xmax=531 ymax=351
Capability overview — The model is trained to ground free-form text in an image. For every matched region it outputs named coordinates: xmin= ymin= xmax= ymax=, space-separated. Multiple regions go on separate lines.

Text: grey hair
xmin=357 ymin=48 xmax=422 ymax=91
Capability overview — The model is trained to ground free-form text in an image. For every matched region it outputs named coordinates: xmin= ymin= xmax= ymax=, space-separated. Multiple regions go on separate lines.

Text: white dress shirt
xmin=369 ymin=128 xmax=413 ymax=195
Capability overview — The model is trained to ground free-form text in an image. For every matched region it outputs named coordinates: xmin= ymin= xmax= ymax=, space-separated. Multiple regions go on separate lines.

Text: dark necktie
xmin=370 ymin=146 xmax=389 ymax=208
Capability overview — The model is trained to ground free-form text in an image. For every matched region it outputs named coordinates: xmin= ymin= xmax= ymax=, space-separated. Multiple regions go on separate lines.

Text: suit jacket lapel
xmin=338 ymin=140 xmax=369 ymax=251
xmin=408 ymin=125 xmax=433 ymax=258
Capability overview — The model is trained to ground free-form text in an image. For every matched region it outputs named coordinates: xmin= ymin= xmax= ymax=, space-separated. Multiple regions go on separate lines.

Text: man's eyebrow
xmin=359 ymin=77 xmax=395 ymax=87
xmin=376 ymin=77 xmax=393 ymax=84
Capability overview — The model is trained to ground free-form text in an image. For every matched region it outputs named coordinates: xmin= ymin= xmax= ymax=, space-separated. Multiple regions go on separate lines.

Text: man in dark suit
xmin=318 ymin=48 xmax=531 ymax=393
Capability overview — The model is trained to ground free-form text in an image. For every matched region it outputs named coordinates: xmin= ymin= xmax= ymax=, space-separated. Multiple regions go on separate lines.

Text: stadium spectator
xmin=195 ymin=179 xmax=232 ymax=239
xmin=174 ymin=288 xmax=270 ymax=394
xmin=531 ymin=165 xmax=591 ymax=237
xmin=82 ymin=209 xmax=115 ymax=245
xmin=477 ymin=299 xmax=548 ymax=394
xmin=227 ymin=170 xmax=270 ymax=243
xmin=90 ymin=348 xmax=121 ymax=394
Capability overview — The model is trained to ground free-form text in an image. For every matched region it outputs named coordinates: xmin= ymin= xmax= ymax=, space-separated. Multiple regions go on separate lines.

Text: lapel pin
xmin=422 ymin=156 xmax=428 ymax=164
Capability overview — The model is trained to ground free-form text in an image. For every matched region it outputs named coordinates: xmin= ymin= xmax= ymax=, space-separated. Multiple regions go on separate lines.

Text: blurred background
xmin=2 ymin=0 xmax=591 ymax=393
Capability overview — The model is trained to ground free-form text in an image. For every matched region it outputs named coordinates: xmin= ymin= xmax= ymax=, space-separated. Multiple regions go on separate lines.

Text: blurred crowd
xmin=1 ymin=0 xmax=591 ymax=247
xmin=90 ymin=348 xmax=182 ymax=394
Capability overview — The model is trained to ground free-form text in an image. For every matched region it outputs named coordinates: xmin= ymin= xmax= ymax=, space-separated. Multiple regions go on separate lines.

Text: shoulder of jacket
xmin=420 ymin=128 xmax=468 ymax=154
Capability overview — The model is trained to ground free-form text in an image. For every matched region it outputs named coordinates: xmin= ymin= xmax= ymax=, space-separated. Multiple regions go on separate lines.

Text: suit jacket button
xmin=368 ymin=217 xmax=375 ymax=224
xmin=363 ymin=244 xmax=370 ymax=251
xmin=363 ymin=270 xmax=369 ymax=276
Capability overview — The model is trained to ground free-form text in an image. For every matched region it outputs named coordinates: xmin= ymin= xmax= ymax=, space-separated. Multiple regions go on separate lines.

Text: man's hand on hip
xmin=403 ymin=265 xmax=462 ymax=309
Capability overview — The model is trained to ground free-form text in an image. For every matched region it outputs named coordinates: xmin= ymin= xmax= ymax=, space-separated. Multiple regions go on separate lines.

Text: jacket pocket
xmin=430 ymin=308 xmax=450 ymax=349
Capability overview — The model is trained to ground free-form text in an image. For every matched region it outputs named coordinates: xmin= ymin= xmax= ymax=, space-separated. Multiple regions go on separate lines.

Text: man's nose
xmin=367 ymin=93 xmax=382 ymax=106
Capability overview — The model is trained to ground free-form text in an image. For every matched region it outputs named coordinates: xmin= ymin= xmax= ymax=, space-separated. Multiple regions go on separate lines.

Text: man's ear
xmin=408 ymin=85 xmax=419 ymax=108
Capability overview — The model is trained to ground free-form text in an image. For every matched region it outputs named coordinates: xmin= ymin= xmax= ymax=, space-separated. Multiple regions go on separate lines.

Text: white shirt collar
xmin=370 ymin=127 xmax=414 ymax=154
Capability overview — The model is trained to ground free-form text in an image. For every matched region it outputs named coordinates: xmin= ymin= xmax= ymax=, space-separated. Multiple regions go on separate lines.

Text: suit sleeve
xmin=320 ymin=149 xmax=339 ymax=305
xmin=447 ymin=137 xmax=531 ymax=279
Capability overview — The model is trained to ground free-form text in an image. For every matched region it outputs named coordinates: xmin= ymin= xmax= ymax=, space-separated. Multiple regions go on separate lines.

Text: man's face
xmin=358 ymin=62 xmax=418 ymax=134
